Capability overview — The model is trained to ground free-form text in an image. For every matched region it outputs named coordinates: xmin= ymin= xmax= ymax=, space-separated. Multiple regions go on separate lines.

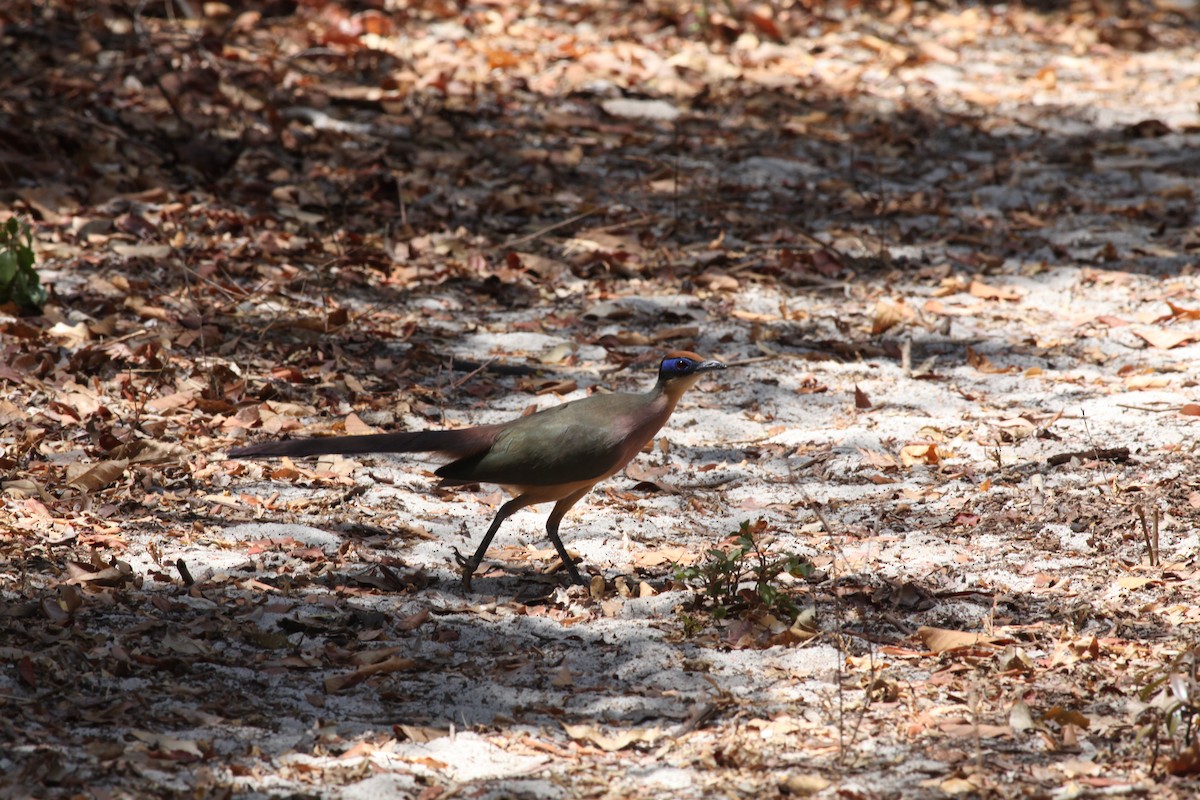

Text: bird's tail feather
xmin=228 ymin=427 xmax=500 ymax=459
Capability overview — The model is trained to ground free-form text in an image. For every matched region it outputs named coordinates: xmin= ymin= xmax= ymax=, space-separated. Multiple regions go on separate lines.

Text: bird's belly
xmin=500 ymin=478 xmax=603 ymax=504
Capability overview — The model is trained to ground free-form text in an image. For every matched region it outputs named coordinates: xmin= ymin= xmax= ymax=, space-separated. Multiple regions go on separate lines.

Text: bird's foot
xmin=563 ymin=562 xmax=588 ymax=587
xmin=452 ymin=547 xmax=481 ymax=592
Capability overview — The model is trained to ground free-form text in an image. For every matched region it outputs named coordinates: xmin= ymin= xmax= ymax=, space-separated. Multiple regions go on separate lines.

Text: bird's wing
xmin=436 ymin=398 xmax=639 ymax=486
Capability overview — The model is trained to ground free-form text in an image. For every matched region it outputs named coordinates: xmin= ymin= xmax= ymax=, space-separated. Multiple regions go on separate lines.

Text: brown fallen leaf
xmin=1095 ymin=315 xmax=1129 ymax=327
xmin=871 ymin=298 xmax=911 ymax=335
xmin=938 ymin=721 xmax=1011 ymax=739
xmin=653 ymin=325 xmax=701 ymax=342
xmin=966 ymin=346 xmax=1017 ymax=374
xmin=562 ymin=723 xmax=661 ymax=752
xmin=854 ymin=384 xmax=872 ymax=409
xmin=66 ymin=559 xmax=134 ymax=588
xmin=1135 ymin=328 xmax=1200 ymax=349
xmin=325 ymin=656 xmax=418 ymax=693
xmin=918 ymin=626 xmax=999 ymax=653
xmin=1165 ymin=301 xmax=1200 ymax=321
xmin=146 ymin=390 xmax=196 ymax=413
xmin=1124 ymin=373 xmax=1171 ymax=390
xmin=131 ymin=730 xmax=206 ymax=760
xmin=109 ymin=440 xmax=186 ymax=464
xmin=395 ymin=725 xmax=449 ymax=744
xmin=1043 ymin=706 xmax=1090 ymax=730
xmin=859 ymin=448 xmax=899 ymax=470
xmin=900 ymin=443 xmax=939 ymax=467
xmin=67 ymin=459 xmax=129 ymax=492
xmin=1167 ymin=741 xmax=1200 ymax=776
xmin=969 ymin=280 xmax=1022 ymax=301
xmin=778 ymin=774 xmax=831 ymax=796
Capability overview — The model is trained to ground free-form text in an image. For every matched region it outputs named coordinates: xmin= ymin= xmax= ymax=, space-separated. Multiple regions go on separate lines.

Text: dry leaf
xmin=1010 ymin=700 xmax=1036 ymax=732
xmin=778 ymin=774 xmax=830 ymax=795
xmin=969 ymin=280 xmax=1022 ymax=301
xmin=67 ymin=459 xmax=129 ymax=492
xmin=1166 ymin=301 xmax=1200 ymax=321
xmin=562 ymin=723 xmax=661 ymax=751
xmin=631 ymin=546 xmax=691 ymax=568
xmin=131 ymin=730 xmax=205 ymax=759
xmin=918 ymin=626 xmax=998 ymax=653
xmin=966 ymin=346 xmax=1016 ymax=373
xmin=324 ymin=657 xmax=418 ymax=693
xmin=854 ymin=385 xmax=872 ymax=409
xmin=1135 ymin=328 xmax=1200 ymax=349
xmin=1168 ymin=742 xmax=1200 ymax=776
xmin=1117 ymin=575 xmax=1154 ymax=590
xmin=1124 ymin=373 xmax=1171 ymax=390
xmin=859 ymin=449 xmax=899 ymax=470
xmin=344 ymin=413 xmax=377 ymax=436
xmin=1043 ymin=707 xmax=1090 ymax=730
xmin=900 ymin=443 xmax=939 ymax=467
xmin=871 ymin=298 xmax=911 ymax=335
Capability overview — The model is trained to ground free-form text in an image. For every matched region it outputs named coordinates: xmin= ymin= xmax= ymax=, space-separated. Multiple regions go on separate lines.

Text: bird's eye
xmin=675 ymin=358 xmax=692 ymax=371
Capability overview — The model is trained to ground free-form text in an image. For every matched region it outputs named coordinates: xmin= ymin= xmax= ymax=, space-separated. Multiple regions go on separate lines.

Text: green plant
xmin=0 ymin=217 xmax=47 ymax=312
xmin=1137 ymin=645 xmax=1200 ymax=775
xmin=675 ymin=518 xmax=813 ymax=623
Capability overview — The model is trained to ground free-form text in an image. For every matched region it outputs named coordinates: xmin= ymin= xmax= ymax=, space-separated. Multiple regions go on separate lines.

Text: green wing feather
xmin=436 ymin=394 xmax=646 ymax=486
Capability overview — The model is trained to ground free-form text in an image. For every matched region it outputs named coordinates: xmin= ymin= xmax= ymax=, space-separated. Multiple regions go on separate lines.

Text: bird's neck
xmin=652 ymin=374 xmax=704 ymax=414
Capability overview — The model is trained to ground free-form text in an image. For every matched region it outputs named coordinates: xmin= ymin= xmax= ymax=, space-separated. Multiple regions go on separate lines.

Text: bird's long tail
xmin=228 ymin=426 xmax=501 ymax=459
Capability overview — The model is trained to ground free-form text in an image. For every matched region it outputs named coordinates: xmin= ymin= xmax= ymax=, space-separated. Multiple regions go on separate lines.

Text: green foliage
xmin=1137 ymin=645 xmax=1200 ymax=773
xmin=0 ymin=217 xmax=47 ymax=312
xmin=675 ymin=518 xmax=813 ymax=624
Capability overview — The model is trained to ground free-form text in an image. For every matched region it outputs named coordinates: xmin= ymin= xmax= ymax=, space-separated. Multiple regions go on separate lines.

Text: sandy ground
xmin=4 ymin=2 xmax=1200 ymax=798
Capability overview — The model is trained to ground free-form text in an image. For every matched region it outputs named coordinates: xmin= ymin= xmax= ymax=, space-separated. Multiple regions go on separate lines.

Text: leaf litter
xmin=3 ymin=0 xmax=1200 ymax=797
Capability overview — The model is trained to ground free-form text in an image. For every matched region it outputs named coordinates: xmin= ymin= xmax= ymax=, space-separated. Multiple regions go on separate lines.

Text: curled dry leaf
xmin=969 ymin=280 xmax=1023 ymax=301
xmin=561 ymin=723 xmax=662 ymax=752
xmin=871 ymin=298 xmax=912 ymax=335
xmin=1135 ymin=328 xmax=1200 ymax=349
xmin=918 ymin=625 xmax=999 ymax=653
xmin=900 ymin=443 xmax=939 ymax=467
xmin=324 ymin=656 xmax=418 ymax=694
xmin=854 ymin=384 xmax=872 ymax=409
xmin=66 ymin=459 xmax=129 ymax=492
xmin=66 ymin=559 xmax=134 ymax=588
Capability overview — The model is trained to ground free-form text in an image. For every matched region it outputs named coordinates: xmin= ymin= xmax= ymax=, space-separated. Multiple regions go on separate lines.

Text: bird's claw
xmin=452 ymin=547 xmax=481 ymax=592
xmin=563 ymin=562 xmax=588 ymax=587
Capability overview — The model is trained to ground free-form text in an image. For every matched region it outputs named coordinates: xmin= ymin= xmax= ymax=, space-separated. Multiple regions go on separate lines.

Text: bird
xmin=228 ymin=351 xmax=727 ymax=590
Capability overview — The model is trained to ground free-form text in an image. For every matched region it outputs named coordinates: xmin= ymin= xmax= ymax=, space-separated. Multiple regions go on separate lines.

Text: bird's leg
xmin=459 ymin=496 xmax=531 ymax=591
xmin=545 ymin=488 xmax=592 ymax=586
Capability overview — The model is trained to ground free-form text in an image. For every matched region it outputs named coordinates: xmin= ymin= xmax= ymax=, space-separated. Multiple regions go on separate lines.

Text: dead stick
xmin=1047 ymin=447 xmax=1130 ymax=467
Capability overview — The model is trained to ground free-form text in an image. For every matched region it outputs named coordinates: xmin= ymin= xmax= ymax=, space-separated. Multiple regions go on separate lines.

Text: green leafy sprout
xmin=1138 ymin=644 xmax=1200 ymax=774
xmin=0 ymin=217 xmax=47 ymax=312
xmin=675 ymin=518 xmax=814 ymax=624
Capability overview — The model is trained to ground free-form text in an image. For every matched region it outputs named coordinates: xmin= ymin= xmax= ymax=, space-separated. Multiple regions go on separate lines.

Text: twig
xmin=487 ymin=209 xmax=600 ymax=252
xmin=1135 ymin=505 xmax=1160 ymax=567
xmin=447 ymin=358 xmax=497 ymax=391
xmin=1115 ymin=403 xmax=1178 ymax=413
xmin=1046 ymin=447 xmax=1130 ymax=467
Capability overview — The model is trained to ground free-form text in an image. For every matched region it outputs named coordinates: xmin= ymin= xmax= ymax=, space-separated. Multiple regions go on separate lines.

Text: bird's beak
xmin=695 ymin=360 xmax=727 ymax=372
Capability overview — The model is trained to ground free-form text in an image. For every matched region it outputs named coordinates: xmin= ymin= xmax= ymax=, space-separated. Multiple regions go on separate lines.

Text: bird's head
xmin=656 ymin=351 xmax=727 ymax=397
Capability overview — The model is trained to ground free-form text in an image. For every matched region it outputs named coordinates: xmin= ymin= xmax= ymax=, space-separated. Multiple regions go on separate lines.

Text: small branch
xmin=1136 ymin=505 xmax=1160 ymax=567
xmin=1046 ymin=447 xmax=1130 ymax=467
xmin=488 ymin=208 xmax=600 ymax=252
